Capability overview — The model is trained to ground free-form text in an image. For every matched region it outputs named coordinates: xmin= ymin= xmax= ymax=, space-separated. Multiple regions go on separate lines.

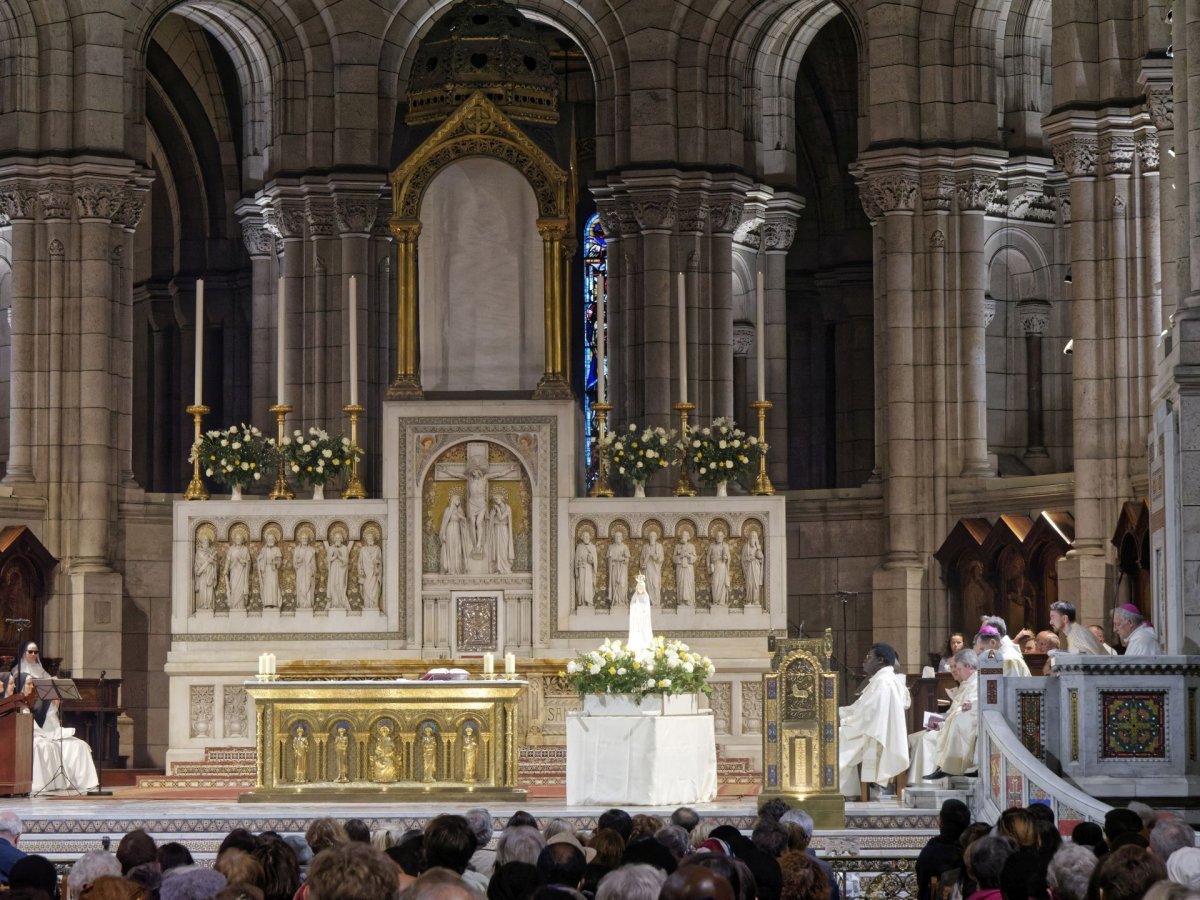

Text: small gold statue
xmin=333 ymin=725 xmax=350 ymax=784
xmin=292 ymin=725 xmax=309 ymax=783
xmin=421 ymin=725 xmax=437 ymax=784
xmin=462 ymin=725 xmax=478 ymax=784
xmin=371 ymin=724 xmax=398 ymax=783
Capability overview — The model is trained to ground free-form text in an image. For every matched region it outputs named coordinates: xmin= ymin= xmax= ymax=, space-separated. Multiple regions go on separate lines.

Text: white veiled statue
xmin=627 ymin=574 xmax=655 ymax=653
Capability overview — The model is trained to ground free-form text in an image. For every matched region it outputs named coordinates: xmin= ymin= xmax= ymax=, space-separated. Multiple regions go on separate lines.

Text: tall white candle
xmin=595 ymin=271 xmax=606 ymax=405
xmin=483 ymin=652 xmax=495 ymax=675
xmin=756 ymin=266 xmax=766 ymax=402
xmin=276 ymin=277 xmax=285 ymax=406
xmin=348 ymin=275 xmax=359 ymax=406
xmin=505 ymin=652 xmax=516 ymax=675
xmin=677 ymin=271 xmax=687 ymax=404
xmin=194 ymin=279 xmax=204 ymax=407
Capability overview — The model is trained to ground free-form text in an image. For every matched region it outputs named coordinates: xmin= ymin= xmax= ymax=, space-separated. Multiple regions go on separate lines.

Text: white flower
xmin=661 ymin=678 xmax=672 ymax=687
xmin=693 ymin=439 xmax=701 ymax=448
xmin=220 ymin=439 xmax=229 ymax=447
xmin=302 ymin=443 xmax=312 ymax=453
xmin=732 ymin=439 xmax=741 ymax=448
xmin=636 ymin=461 xmax=643 ymax=468
xmin=205 ymin=468 xmax=214 ymax=476
xmin=719 ymin=439 xmax=727 ymax=449
xmin=645 ymin=678 xmax=656 ymax=689
xmin=617 ymin=667 xmax=626 ymax=675
xmin=589 ymin=664 xmax=601 ymax=675
xmin=683 ymin=662 xmax=695 ymax=672
xmin=322 ymin=449 xmax=333 ymax=458
xmin=253 ymin=472 xmax=261 ymax=480
xmin=699 ymin=466 xmax=707 ymax=475
xmin=646 ymin=449 xmax=656 ymax=459
xmin=232 ymin=441 xmax=241 ymax=449
xmin=241 ymin=462 xmax=250 ymax=470
xmin=567 ymin=661 xmax=579 ymax=674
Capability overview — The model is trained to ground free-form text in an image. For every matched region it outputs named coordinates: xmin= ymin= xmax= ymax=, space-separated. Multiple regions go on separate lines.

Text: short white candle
xmin=258 ymin=653 xmax=267 ymax=676
xmin=194 ymin=279 xmax=204 ymax=407
xmin=276 ymin=277 xmax=286 ymax=406
xmin=756 ymin=266 xmax=766 ymax=402
xmin=595 ymin=271 xmax=606 ymax=405
xmin=677 ymin=271 xmax=687 ymax=404
xmin=504 ymin=652 xmax=516 ymax=675
xmin=483 ymin=652 xmax=495 ymax=675
xmin=348 ymin=275 xmax=359 ymax=406
xmin=268 ymin=653 xmax=277 ymax=676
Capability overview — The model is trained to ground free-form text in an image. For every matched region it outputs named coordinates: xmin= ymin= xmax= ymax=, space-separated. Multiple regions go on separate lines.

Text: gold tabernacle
xmin=240 ymin=678 xmax=527 ymax=802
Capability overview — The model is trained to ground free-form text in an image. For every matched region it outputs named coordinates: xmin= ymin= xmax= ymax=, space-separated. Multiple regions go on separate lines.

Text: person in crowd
xmin=622 ymin=834 xmax=676 ymax=874
xmin=913 ymin=649 xmax=980 ymax=782
xmin=1046 ymin=844 xmax=1099 ymax=900
xmin=671 ymin=808 xmax=701 ymax=834
xmin=157 ymin=842 xmax=193 ymax=874
xmin=507 ymin=813 xmax=539 ymax=831
xmin=218 ymin=831 xmax=258 ymax=858
xmin=534 ymin=842 xmax=585 ymax=892
xmin=495 ymin=828 xmax=544 ymax=870
xmin=964 ymin=835 xmax=1017 ymax=900
xmin=1112 ymin=605 xmax=1163 ymax=656
xmin=465 ymin=810 xmax=496 ymax=877
xmin=1088 ymin=626 xmax=1119 ymax=656
xmin=1150 ymin=819 xmax=1197 ymax=862
xmin=371 ymin=825 xmax=406 ymax=854
xmin=216 ymin=887 xmax=264 ymax=900
xmin=342 ymin=820 xmax=371 ymax=845
xmin=9 ymin=854 xmax=60 ymax=899
xmin=595 ymin=810 xmax=632 ymax=844
xmin=1049 ymin=602 xmax=1105 ymax=655
xmin=711 ymin=824 xmax=782 ymax=900
xmin=974 ymin=628 xmax=1030 ymax=677
xmin=980 ymin=618 xmax=1029 ymax=672
xmin=751 ymin=821 xmax=789 ymax=861
xmin=1020 ymin=636 xmax=1039 ymax=655
xmin=1086 ymin=845 xmax=1167 ymax=900
xmin=70 ymin=851 xmax=124 ymax=899
xmin=423 ymin=815 xmax=484 ymax=893
xmin=305 ymin=842 xmax=398 ymax=900
xmin=0 ymin=811 xmax=28 ymax=883
xmin=778 ymin=809 xmax=839 ymax=900
xmin=996 ymin=809 xmax=1038 ymax=850
xmin=304 ymin=820 xmax=345 ymax=859
xmin=777 ymin=850 xmax=829 ymax=900
xmin=540 ymin=820 xmax=575 ymax=844
xmin=939 ymin=633 xmax=967 ymax=673
xmin=1142 ymin=882 xmax=1200 ymax=900
xmin=1035 ymin=631 xmax=1061 ymax=657
xmin=660 ymin=866 xmax=735 ymax=900
xmin=116 ymin=831 xmax=157 ymax=876
xmin=213 ymin=849 xmax=263 ymax=890
xmin=401 ymin=867 xmax=483 ymax=899
xmin=916 ymin=800 xmax=971 ymax=900
xmin=657 ymin=826 xmax=692 ymax=862
xmin=628 ymin=815 xmax=665 ymax=845
xmin=486 ymin=861 xmax=538 ymax=900
xmin=1166 ymin=848 xmax=1200 ymax=890
xmin=1104 ymin=809 xmax=1149 ymax=851
xmin=838 ymin=643 xmax=911 ymax=798
xmin=581 ymin=828 xmax=623 ymax=894
xmin=594 ymin=863 xmax=665 ymax=900
xmin=999 ymin=847 xmax=1047 ymax=900
xmin=689 ymin=821 xmax=717 ymax=849
xmin=252 ymin=834 xmax=300 ymax=900
xmin=159 ymin=864 xmax=227 ymax=900
xmin=681 ymin=853 xmax=757 ymax=900
xmin=1070 ymin=823 xmax=1108 ymax=858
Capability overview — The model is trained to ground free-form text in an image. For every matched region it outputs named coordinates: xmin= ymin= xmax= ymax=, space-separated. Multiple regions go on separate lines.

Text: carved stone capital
xmin=0 ymin=181 xmax=38 ymax=222
xmin=305 ymin=198 xmax=336 ymax=237
xmin=1007 ymin=193 xmax=1058 ymax=223
xmin=120 ymin=188 xmax=148 ymax=231
xmin=1136 ymin=133 xmax=1160 ymax=173
xmin=335 ymin=196 xmax=378 ymax=235
xmin=1017 ymin=299 xmax=1052 ymax=335
xmin=615 ymin=197 xmax=640 ymax=235
xmin=760 ymin=219 xmax=796 ymax=252
xmin=372 ymin=202 xmax=394 ymax=238
xmin=708 ymin=200 xmax=744 ymax=234
xmin=732 ymin=322 xmax=755 ymax=357
xmin=240 ymin=221 xmax=275 ymax=258
xmin=274 ymin=200 xmax=307 ymax=239
xmin=631 ymin=195 xmax=677 ymax=231
xmin=1100 ymin=135 xmax=1136 ymax=175
xmin=983 ymin=296 xmax=997 ymax=329
xmin=1146 ymin=86 xmax=1173 ymax=132
xmin=677 ymin=202 xmax=709 ymax=234
xmin=955 ymin=173 xmax=999 ymax=212
xmin=595 ymin=200 xmax=621 ymax=239
xmin=859 ymin=172 xmax=919 ymax=218
xmin=920 ymin=174 xmax=955 ymax=213
xmin=75 ymin=179 xmax=125 ymax=221
xmin=38 ymin=182 xmax=73 ymax=220
xmin=1051 ymin=136 xmax=1098 ymax=178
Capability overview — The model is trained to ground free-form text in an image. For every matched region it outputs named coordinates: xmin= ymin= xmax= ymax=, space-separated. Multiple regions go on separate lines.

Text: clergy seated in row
xmin=1111 ymin=604 xmax=1163 ymax=656
xmin=909 ymin=649 xmax=979 ymax=784
xmin=838 ymin=642 xmax=911 ymax=800
xmin=974 ymin=627 xmax=1030 ymax=677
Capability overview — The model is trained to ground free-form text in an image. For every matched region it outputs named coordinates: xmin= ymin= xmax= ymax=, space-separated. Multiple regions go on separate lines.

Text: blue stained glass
xmin=583 ymin=213 xmax=607 ymax=476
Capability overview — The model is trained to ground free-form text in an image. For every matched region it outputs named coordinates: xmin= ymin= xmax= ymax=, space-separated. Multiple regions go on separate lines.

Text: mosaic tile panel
xmin=1100 ymin=690 xmax=1167 ymax=759
xmin=1006 ymin=772 xmax=1025 ymax=810
xmin=1017 ymin=690 xmax=1044 ymax=760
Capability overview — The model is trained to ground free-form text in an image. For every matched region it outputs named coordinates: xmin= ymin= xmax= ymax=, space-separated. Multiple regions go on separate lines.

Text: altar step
xmin=135 ymin=747 xmax=258 ymax=790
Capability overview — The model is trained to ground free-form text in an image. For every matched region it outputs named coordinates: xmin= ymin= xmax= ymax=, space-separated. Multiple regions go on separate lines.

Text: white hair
xmin=596 ymin=864 xmax=667 ymax=900
xmin=495 ymin=826 xmax=545 ymax=867
xmin=1047 ymin=844 xmax=1099 ymax=900
xmin=780 ymin=809 xmax=814 ymax=838
xmin=463 ymin=808 xmax=493 ymax=847
xmin=69 ymin=850 xmax=122 ymax=895
xmin=0 ymin=811 xmax=22 ymax=839
xmin=1114 ymin=607 xmax=1146 ymax=626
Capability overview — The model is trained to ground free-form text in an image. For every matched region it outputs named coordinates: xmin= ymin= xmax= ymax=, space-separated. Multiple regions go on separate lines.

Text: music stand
xmin=31 ymin=677 xmax=83 ymax=796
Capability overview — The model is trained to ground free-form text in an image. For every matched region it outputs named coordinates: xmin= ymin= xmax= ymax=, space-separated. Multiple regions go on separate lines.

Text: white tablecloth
xmin=566 ymin=712 xmax=717 ymax=805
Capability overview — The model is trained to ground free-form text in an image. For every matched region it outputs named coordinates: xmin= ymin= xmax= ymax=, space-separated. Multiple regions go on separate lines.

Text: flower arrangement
xmin=277 ymin=427 xmax=361 ymax=486
xmin=601 ymin=423 xmax=677 ymax=485
xmin=685 ymin=417 xmax=762 ymax=485
xmin=191 ymin=424 xmax=271 ymax=487
xmin=565 ymin=636 xmax=715 ymax=699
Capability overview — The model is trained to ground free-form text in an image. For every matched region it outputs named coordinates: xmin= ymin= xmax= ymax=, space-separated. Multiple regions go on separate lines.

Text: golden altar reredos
xmin=240 ymin=675 xmax=526 ymax=802
xmin=759 ymin=631 xmax=844 ymax=828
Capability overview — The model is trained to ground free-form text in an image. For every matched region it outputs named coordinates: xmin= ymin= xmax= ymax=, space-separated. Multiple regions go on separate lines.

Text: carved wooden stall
xmin=1112 ymin=500 xmax=1151 ymax=615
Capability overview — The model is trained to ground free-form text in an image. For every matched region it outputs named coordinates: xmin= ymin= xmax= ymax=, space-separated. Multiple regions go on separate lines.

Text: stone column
xmin=0 ymin=181 xmax=37 ymax=483
xmin=732 ymin=322 xmax=754 ymax=436
xmin=708 ymin=193 xmax=744 ymax=420
xmin=632 ymin=193 xmax=677 ymax=427
xmin=336 ymin=191 xmax=378 ymax=473
xmin=305 ymin=197 xmax=336 ymax=420
xmin=677 ymin=196 xmax=707 ymax=416
xmin=1017 ymin=299 xmax=1052 ymax=463
xmin=237 ymin=204 xmax=278 ymax=431
xmin=273 ymin=198 xmax=307 ymax=416
xmin=762 ymin=195 xmax=803 ymax=486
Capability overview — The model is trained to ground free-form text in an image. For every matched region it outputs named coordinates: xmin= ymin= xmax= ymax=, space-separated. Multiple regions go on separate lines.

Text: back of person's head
xmin=1105 ymin=810 xmax=1147 ymax=843
xmin=659 ymin=865 xmax=735 ymax=900
xmin=486 ymin=861 xmax=539 ymax=900
xmin=998 ymin=808 xmax=1039 ymax=849
xmin=1072 ymin=822 xmax=1109 ymax=857
xmin=387 ymin=832 xmax=425 ymax=877
xmin=215 ymin=849 xmax=264 ymax=888
xmin=1167 ymin=847 xmax=1200 ymax=890
xmin=1037 ymin=819 xmax=1064 ymax=858
xmin=1142 ymin=881 xmax=1200 ymax=900
xmin=968 ymin=835 xmax=1019 ymax=890
xmin=657 ymin=826 xmax=691 ymax=861
xmin=672 ymin=808 xmax=701 ymax=834
xmin=424 ymin=815 xmax=478 ymax=875
xmin=541 ymin=820 xmax=575 ymax=843
xmin=506 ymin=812 xmax=539 ymax=831
xmin=596 ymin=810 xmax=633 ymax=843
xmin=680 ymin=854 xmax=756 ymax=900
xmin=218 ymin=830 xmax=258 ymax=857
xmin=77 ymin=876 xmax=147 ymax=900
xmin=622 ymin=837 xmax=677 ymax=874
xmin=535 ymin=842 xmax=585 ymax=889
xmin=939 ymin=800 xmax=972 ymax=840
xmin=778 ymin=849 xmax=829 ymax=900
xmin=0 ymin=810 xmax=23 ymax=841
xmin=307 ymin=842 xmax=399 ymax=900
xmin=402 ymin=866 xmax=485 ymax=899
xmin=10 ymin=854 xmax=59 ymax=898
xmin=871 ymin=642 xmax=898 ymax=668
xmin=1127 ymin=803 xmax=1157 ymax=834
xmin=496 ymin=826 xmax=545 ymax=868
xmin=758 ymin=799 xmax=791 ymax=823
xmin=213 ymin=886 xmax=265 ymax=900
xmin=159 ymin=865 xmax=228 ymax=900
xmin=999 ymin=848 xmax=1047 ymax=900
xmin=157 ymin=841 xmax=194 ymax=873
xmin=629 ymin=815 xmax=664 ymax=845
xmin=1027 ymin=803 xmax=1056 ymax=825
xmin=527 ymin=889 xmax=583 ymax=900
xmin=960 ymin=822 xmax=993 ymax=851
xmin=587 ymin=829 xmax=625 ymax=869
xmin=1150 ymin=820 xmax=1196 ymax=861
xmin=343 ymin=819 xmax=371 ymax=844
xmin=117 ymin=830 xmax=158 ymax=874
xmin=305 ymin=818 xmax=346 ymax=856
xmin=252 ymin=834 xmax=300 ymax=900
xmin=1048 ymin=844 xmax=1100 ymax=900
xmin=751 ymin=821 xmax=789 ymax=859
xmin=982 ymin=616 xmax=1010 ymax=637
xmin=779 ymin=809 xmax=814 ymax=842
xmin=465 ymin=809 xmax=494 ymax=849
xmin=70 ymin=851 xmax=123 ymax=898
xmin=595 ymin=863 xmax=667 ymax=900
xmin=1087 ymin=845 xmax=1167 ymax=900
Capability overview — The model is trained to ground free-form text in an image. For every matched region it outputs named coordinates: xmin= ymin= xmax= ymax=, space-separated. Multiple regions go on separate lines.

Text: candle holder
xmin=342 ymin=403 xmax=367 ymax=500
xmin=588 ymin=401 xmax=615 ymax=498
xmin=183 ymin=404 xmax=210 ymax=500
xmin=269 ymin=404 xmax=295 ymax=501
xmin=750 ymin=399 xmax=775 ymax=496
xmin=672 ymin=402 xmax=698 ymax=497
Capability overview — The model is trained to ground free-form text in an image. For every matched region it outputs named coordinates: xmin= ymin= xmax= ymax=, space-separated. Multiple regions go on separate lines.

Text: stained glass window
xmin=583 ymin=213 xmax=606 ymax=474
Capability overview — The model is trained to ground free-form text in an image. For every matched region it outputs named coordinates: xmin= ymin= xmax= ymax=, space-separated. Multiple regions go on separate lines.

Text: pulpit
xmin=0 ymin=694 xmax=34 ymax=795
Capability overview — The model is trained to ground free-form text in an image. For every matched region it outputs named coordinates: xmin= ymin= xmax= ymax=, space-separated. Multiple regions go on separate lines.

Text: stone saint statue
xmin=607 ymin=532 xmax=630 ymax=606
xmin=292 ymin=726 xmax=309 ymax=783
xmin=371 ymin=724 xmax=398 ymax=783
xmin=490 ymin=495 xmax=515 ymax=574
xmin=627 ymin=573 xmax=655 ymax=653
xmin=741 ymin=530 xmax=764 ymax=607
xmin=326 ymin=533 xmax=350 ymax=609
xmin=421 ymin=725 xmax=438 ymax=784
xmin=358 ymin=532 xmax=382 ymax=609
xmin=292 ymin=533 xmax=317 ymax=609
xmin=465 ymin=462 xmax=517 ymax=557
xmin=708 ymin=531 xmax=731 ymax=606
xmin=439 ymin=494 xmax=470 ymax=575
xmin=333 ymin=725 xmax=350 ymax=783
xmin=256 ymin=533 xmax=283 ymax=608
xmin=224 ymin=532 xmax=251 ymax=610
xmin=194 ymin=535 xmax=219 ymax=611
xmin=673 ymin=532 xmax=697 ymax=606
xmin=462 ymin=726 xmax=478 ymax=784
xmin=574 ymin=532 xmax=597 ymax=608
xmin=639 ymin=531 xmax=664 ymax=605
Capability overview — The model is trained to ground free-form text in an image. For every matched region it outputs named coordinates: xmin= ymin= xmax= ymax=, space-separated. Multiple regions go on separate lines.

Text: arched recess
xmin=0 ymin=0 xmax=38 ymax=151
xmin=999 ymin=0 xmax=1052 ymax=154
xmin=388 ymin=92 xmax=569 ymax=400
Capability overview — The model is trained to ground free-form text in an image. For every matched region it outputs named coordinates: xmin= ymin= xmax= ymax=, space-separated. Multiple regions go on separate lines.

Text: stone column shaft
xmin=2 ymin=209 xmax=35 ymax=483
xmin=956 ymin=185 xmax=993 ymax=476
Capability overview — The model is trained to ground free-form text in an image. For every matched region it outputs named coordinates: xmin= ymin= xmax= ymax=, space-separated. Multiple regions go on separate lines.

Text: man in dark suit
xmin=0 ymin=811 xmax=28 ymax=884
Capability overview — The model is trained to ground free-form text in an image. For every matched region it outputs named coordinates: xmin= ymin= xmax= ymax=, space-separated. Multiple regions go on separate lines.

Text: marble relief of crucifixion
xmin=434 ymin=441 xmax=521 ymax=575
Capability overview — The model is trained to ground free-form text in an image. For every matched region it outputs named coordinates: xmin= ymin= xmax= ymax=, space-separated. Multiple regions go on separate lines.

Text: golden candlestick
xmin=589 ymin=401 xmax=615 ymax=498
xmin=673 ymin=402 xmax=698 ymax=497
xmin=269 ymin=404 xmax=295 ymax=500
xmin=750 ymin=399 xmax=775 ymax=496
xmin=342 ymin=403 xmax=367 ymax=500
xmin=184 ymin=404 xmax=210 ymax=500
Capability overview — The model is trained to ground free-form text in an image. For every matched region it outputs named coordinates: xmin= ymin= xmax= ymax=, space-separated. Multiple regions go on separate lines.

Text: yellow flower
xmin=632 ymin=661 xmax=639 ymax=669
xmin=608 ymin=666 xmax=616 ymax=674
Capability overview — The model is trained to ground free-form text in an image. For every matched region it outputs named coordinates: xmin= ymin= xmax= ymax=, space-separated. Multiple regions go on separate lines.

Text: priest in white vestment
xmin=838 ymin=643 xmax=911 ymax=798
xmin=981 ymin=616 xmax=1031 ymax=674
xmin=1112 ymin=604 xmax=1162 ymax=656
xmin=910 ymin=649 xmax=979 ymax=783
xmin=974 ymin=627 xmax=1029 ymax=676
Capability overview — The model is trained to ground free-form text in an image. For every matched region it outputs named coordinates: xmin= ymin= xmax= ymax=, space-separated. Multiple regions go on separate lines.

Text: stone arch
xmin=999 ymin=0 xmax=1052 ymax=153
xmin=0 ymin=0 xmax=38 ymax=145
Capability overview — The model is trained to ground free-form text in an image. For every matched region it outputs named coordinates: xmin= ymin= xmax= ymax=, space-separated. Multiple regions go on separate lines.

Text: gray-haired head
xmin=1150 ymin=818 xmax=1196 ymax=861
xmin=670 ymin=807 xmax=700 ymax=833
xmin=981 ymin=616 xmax=1009 ymax=637
xmin=68 ymin=850 xmax=122 ymax=896
xmin=779 ymin=808 xmax=814 ymax=839
xmin=954 ymin=648 xmax=980 ymax=669
xmin=495 ymin=825 xmax=545 ymax=868
xmin=596 ymin=863 xmax=668 ymax=900
xmin=0 ymin=812 xmax=21 ymax=840
xmin=541 ymin=818 xmax=575 ymax=842
xmin=1046 ymin=843 xmax=1099 ymax=900
xmin=967 ymin=835 xmax=1018 ymax=889
xmin=464 ymin=808 xmax=493 ymax=848
xmin=1127 ymin=802 xmax=1156 ymax=832
xmin=656 ymin=825 xmax=691 ymax=860
xmin=1113 ymin=607 xmax=1146 ymax=627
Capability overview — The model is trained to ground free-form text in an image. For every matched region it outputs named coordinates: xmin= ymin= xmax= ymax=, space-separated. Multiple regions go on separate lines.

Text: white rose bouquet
xmin=602 ymin=423 xmax=677 ymax=486
xmin=564 ymin=636 xmax=715 ymax=699
xmin=684 ymin=417 xmax=763 ymax=485
xmin=190 ymin=424 xmax=270 ymax=488
xmin=277 ymin=426 xmax=362 ymax=487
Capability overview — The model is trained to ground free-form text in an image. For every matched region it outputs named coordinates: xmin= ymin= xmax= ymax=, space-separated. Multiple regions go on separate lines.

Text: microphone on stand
xmin=87 ymin=669 xmax=113 ymax=797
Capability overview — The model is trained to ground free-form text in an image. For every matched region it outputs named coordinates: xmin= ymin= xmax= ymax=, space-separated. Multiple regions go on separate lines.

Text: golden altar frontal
xmin=240 ymin=678 xmax=527 ymax=802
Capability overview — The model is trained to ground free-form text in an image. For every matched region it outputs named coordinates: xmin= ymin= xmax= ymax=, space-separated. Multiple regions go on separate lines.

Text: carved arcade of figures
xmin=607 ymin=530 xmax=630 ymax=606
xmin=333 ymin=725 xmax=351 ymax=783
xmin=674 ymin=530 xmax=697 ymax=607
xmin=358 ymin=531 xmax=383 ymax=609
xmin=372 ymin=724 xmax=399 ymax=783
xmin=742 ymin=529 xmax=764 ymax=606
xmin=421 ymin=725 xmax=438 ymax=784
xmin=574 ymin=531 xmax=597 ymax=607
xmin=462 ymin=724 xmax=478 ymax=783
xmin=640 ymin=529 xmax=664 ymax=605
xmin=292 ymin=725 xmax=309 ymax=783
xmin=224 ymin=531 xmax=251 ymax=609
xmin=258 ymin=533 xmax=283 ymax=608
xmin=326 ymin=532 xmax=350 ymax=609
xmin=292 ymin=532 xmax=317 ymax=609
xmin=194 ymin=534 xmax=219 ymax=611
xmin=708 ymin=530 xmax=731 ymax=607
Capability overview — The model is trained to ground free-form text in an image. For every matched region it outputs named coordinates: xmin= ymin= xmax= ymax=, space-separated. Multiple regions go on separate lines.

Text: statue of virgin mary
xmin=627 ymin=574 xmax=655 ymax=653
